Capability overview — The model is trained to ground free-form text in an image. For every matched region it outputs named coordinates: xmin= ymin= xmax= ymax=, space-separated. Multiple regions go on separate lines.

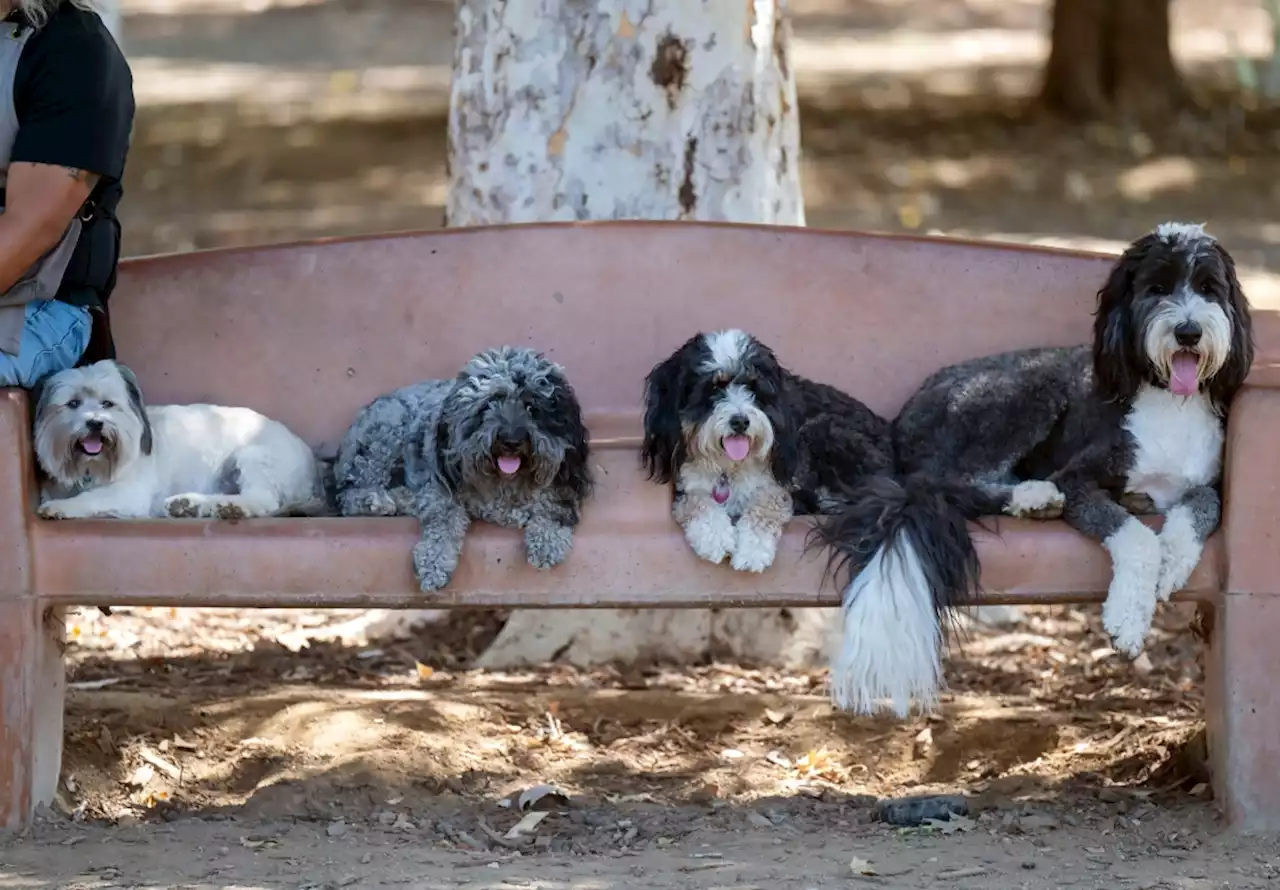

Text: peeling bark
xmin=446 ymin=0 xmax=816 ymax=670
xmin=446 ymin=0 xmax=803 ymax=226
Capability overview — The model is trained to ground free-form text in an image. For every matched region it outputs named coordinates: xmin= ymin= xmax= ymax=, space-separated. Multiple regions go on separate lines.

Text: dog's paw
xmin=339 ymin=487 xmax=400 ymax=517
xmin=1155 ymin=506 xmax=1201 ymax=602
xmin=684 ymin=511 xmax=735 ymax=565
xmin=164 ymin=495 xmax=200 ymax=518
xmin=1119 ymin=491 xmax=1158 ymax=515
xmin=1004 ymin=480 xmax=1065 ymax=520
xmin=525 ymin=523 xmax=573 ymax=570
xmin=730 ymin=522 xmax=780 ymax=573
xmin=37 ymin=501 xmax=68 ymax=520
xmin=214 ymin=502 xmax=249 ymax=521
xmin=412 ymin=539 xmax=458 ymax=592
xmin=1101 ymin=519 xmax=1162 ymax=658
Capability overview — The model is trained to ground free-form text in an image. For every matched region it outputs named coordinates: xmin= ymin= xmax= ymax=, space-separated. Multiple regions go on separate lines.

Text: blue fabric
xmin=0 ymin=299 xmax=90 ymax=388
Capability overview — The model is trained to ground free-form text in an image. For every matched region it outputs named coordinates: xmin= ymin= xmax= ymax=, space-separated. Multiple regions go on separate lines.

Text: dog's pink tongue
xmin=723 ymin=435 xmax=750 ymax=461
xmin=497 ymin=455 xmax=522 ymax=475
xmin=1170 ymin=352 xmax=1199 ymax=396
xmin=80 ymin=435 xmax=103 ymax=455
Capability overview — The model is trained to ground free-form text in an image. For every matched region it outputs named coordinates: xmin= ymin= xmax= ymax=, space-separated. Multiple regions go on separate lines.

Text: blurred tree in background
xmin=1040 ymin=0 xmax=1187 ymax=121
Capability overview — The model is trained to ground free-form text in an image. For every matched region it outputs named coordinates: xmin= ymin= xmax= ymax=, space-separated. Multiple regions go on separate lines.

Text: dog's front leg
xmin=524 ymin=516 xmax=574 ymax=570
xmin=38 ymin=487 xmax=149 ymax=520
xmin=1062 ymin=482 xmax=1161 ymax=657
xmin=411 ymin=493 xmax=471 ymax=592
xmin=1154 ymin=485 xmax=1218 ymax=602
xmin=672 ymin=489 xmax=735 ymax=565
xmin=730 ymin=484 xmax=792 ymax=573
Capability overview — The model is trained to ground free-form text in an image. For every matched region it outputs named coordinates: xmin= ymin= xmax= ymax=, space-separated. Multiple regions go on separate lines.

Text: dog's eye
xmin=1148 ymin=282 xmax=1171 ymax=297
xmin=66 ymin=398 xmax=81 ymax=409
xmin=101 ymin=400 xmax=114 ymax=409
xmin=714 ymin=377 xmax=730 ymax=389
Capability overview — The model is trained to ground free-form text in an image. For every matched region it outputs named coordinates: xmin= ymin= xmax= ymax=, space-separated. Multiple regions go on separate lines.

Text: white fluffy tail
xmin=829 ymin=535 xmax=943 ymax=717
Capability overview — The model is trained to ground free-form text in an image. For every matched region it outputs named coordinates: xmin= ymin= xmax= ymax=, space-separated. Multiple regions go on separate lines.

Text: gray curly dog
xmin=333 ymin=346 xmax=594 ymax=591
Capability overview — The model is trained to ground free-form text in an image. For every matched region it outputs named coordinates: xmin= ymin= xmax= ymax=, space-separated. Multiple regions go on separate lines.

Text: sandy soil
xmin=11 ymin=0 xmax=1280 ymax=886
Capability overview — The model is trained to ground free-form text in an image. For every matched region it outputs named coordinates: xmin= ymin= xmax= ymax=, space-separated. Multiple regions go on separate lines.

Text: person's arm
xmin=0 ymin=161 xmax=99 ymax=293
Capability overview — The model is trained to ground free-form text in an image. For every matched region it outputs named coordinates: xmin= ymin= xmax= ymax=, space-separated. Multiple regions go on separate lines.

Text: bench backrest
xmin=112 ymin=222 xmax=1124 ymax=455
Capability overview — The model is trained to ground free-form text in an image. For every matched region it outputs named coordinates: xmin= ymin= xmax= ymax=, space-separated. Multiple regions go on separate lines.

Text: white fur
xmin=1123 ymin=385 xmax=1223 ymax=512
xmin=1005 ymin=480 xmax=1064 ymax=518
xmin=1155 ymin=503 xmax=1202 ymax=602
xmin=683 ymin=507 xmax=737 ymax=564
xmin=1142 ymin=296 xmax=1232 ymax=389
xmin=731 ymin=520 xmax=778 ymax=573
xmin=36 ymin=361 xmax=320 ymax=521
xmin=675 ymin=459 xmax=790 ymax=570
xmin=702 ymin=329 xmax=751 ymax=374
xmin=692 ymin=382 xmax=776 ymax=463
xmin=1100 ymin=517 xmax=1163 ymax=657
xmin=830 ymin=536 xmax=941 ymax=717
xmin=1156 ymin=221 xmax=1211 ymax=244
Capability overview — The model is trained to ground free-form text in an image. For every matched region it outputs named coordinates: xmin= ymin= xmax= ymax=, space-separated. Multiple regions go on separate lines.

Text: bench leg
xmin=1214 ymin=387 xmax=1280 ymax=830
xmin=0 ymin=601 xmax=65 ymax=828
xmin=1205 ymin=595 xmax=1280 ymax=830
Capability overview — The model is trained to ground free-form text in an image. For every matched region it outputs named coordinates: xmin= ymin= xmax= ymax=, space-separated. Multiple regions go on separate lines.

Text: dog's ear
xmin=431 ymin=413 xmax=462 ymax=493
xmin=765 ymin=395 xmax=799 ymax=484
xmin=1092 ymin=239 xmax=1150 ymax=404
xmin=641 ymin=337 xmax=698 ymax=484
xmin=546 ymin=373 xmax=593 ymax=504
xmin=1207 ymin=240 xmax=1255 ymax=413
xmin=27 ymin=373 xmax=53 ymax=429
xmin=113 ymin=362 xmax=153 ymax=456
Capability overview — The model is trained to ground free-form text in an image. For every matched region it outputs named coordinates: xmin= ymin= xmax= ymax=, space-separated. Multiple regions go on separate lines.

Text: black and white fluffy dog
xmin=642 ymin=329 xmax=893 ymax=572
xmin=334 ymin=346 xmax=593 ymax=591
xmin=811 ymin=222 xmax=1254 ymax=716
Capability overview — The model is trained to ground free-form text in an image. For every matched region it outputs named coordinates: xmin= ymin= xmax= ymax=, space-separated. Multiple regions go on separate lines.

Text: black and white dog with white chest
xmin=813 ymin=222 xmax=1254 ymax=716
xmin=642 ymin=329 xmax=893 ymax=573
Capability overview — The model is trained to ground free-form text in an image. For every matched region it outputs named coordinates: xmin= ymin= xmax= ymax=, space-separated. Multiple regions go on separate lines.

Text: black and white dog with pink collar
xmin=640 ymin=329 xmax=893 ymax=572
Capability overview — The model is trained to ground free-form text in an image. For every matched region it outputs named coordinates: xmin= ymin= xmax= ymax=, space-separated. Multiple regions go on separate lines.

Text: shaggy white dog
xmin=34 ymin=360 xmax=325 ymax=520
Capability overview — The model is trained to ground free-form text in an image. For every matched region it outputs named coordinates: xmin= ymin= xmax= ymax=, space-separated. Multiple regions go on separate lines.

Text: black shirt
xmin=8 ymin=0 xmax=134 ymax=309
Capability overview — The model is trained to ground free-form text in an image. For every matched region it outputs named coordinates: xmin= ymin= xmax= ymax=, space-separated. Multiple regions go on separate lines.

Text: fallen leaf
xmin=126 ymin=763 xmax=155 ymax=788
xmin=720 ymin=748 xmax=745 ymax=760
xmin=504 ymin=811 xmax=549 ymax=839
xmin=850 ymin=855 xmax=878 ymax=876
xmin=763 ymin=708 xmax=791 ymax=726
xmin=517 ymin=783 xmax=570 ymax=811
xmin=415 ymin=662 xmax=434 ymax=680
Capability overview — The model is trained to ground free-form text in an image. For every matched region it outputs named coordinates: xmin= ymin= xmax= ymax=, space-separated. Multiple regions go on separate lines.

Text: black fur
xmin=115 ymin=363 xmax=153 ymax=456
xmin=809 ymin=224 xmax=1254 ymax=711
xmin=640 ymin=330 xmax=893 ymax=513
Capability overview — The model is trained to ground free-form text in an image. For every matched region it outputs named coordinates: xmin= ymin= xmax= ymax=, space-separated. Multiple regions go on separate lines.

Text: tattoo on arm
xmin=62 ymin=167 xmax=89 ymax=182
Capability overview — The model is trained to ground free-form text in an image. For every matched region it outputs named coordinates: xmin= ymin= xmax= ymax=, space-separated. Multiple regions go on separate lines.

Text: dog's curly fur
xmin=642 ymin=329 xmax=893 ymax=573
xmin=333 ymin=346 xmax=593 ymax=591
xmin=811 ymin=222 xmax=1254 ymax=717
xmin=32 ymin=360 xmax=326 ymax=521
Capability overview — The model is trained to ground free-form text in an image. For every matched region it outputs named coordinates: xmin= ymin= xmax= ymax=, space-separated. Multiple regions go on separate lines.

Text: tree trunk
xmin=1039 ymin=0 xmax=1187 ymax=122
xmin=445 ymin=0 xmax=826 ymax=670
xmin=446 ymin=0 xmax=803 ymax=226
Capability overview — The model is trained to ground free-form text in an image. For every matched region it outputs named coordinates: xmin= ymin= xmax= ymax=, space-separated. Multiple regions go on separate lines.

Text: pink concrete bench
xmin=1 ymin=222 xmax=1278 ymax=829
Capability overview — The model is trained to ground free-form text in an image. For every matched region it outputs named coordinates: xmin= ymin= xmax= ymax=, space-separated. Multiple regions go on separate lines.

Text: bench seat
xmin=25 ymin=436 xmax=1224 ymax=610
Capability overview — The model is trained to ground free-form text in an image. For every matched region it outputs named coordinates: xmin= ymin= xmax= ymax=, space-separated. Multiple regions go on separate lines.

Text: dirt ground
xmin=10 ymin=0 xmax=1280 ymax=886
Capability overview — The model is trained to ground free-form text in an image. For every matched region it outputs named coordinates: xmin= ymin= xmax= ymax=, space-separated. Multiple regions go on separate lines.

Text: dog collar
xmin=712 ymin=473 xmax=731 ymax=505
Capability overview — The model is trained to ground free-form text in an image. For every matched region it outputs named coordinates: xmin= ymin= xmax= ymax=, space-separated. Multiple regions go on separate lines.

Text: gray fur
xmin=334 ymin=346 xmax=593 ymax=592
xmin=1180 ymin=484 xmax=1221 ymax=539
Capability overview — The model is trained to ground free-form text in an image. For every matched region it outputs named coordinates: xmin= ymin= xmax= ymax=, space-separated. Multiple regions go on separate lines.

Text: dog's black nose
xmin=1174 ymin=321 xmax=1202 ymax=347
xmin=728 ymin=414 xmax=750 ymax=435
xmin=86 ymin=419 xmax=103 ymax=433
